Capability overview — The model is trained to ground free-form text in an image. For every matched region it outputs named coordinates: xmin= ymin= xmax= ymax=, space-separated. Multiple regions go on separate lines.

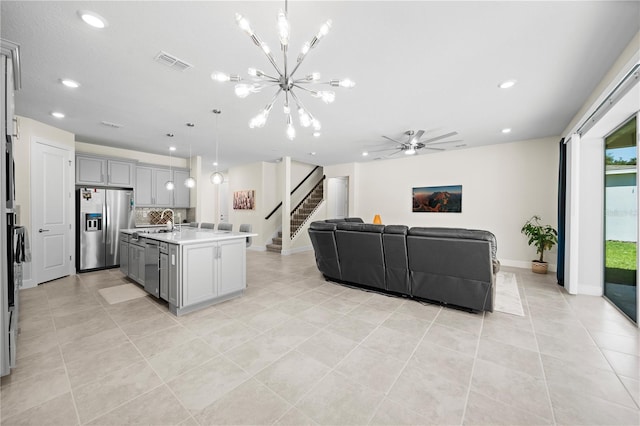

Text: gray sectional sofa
xmin=308 ymin=218 xmax=500 ymax=312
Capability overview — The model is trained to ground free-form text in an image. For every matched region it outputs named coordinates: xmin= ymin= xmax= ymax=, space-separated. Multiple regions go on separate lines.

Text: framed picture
xmin=233 ymin=190 xmax=256 ymax=210
xmin=412 ymin=185 xmax=462 ymax=213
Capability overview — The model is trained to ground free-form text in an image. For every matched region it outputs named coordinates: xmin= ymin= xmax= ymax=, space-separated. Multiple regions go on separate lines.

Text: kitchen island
xmin=120 ymin=228 xmax=256 ymax=316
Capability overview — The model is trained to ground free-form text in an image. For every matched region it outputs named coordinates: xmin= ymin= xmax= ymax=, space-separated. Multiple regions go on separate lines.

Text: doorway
xmin=328 ymin=177 xmax=349 ymax=219
xmin=604 ymin=116 xmax=637 ymax=323
xmin=32 ymin=139 xmax=73 ymax=284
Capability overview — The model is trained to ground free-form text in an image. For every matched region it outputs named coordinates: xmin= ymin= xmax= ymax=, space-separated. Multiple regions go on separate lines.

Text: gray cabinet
xmin=119 ymin=233 xmax=129 ymax=276
xmin=76 ymin=154 xmax=135 ymax=188
xmin=159 ymin=248 xmax=168 ymax=301
xmin=168 ymin=243 xmax=179 ymax=307
xmin=182 ymin=242 xmax=218 ymax=306
xmin=128 ymin=241 xmax=145 ymax=286
xmin=172 ymin=170 xmax=190 ymax=208
xmin=218 ymin=239 xmax=246 ymax=297
xmin=135 ymin=165 xmax=189 ymax=208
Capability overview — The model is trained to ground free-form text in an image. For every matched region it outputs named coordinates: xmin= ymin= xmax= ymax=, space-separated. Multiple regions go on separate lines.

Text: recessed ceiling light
xmin=309 ymin=152 xmax=316 ymax=156
xmin=362 ymin=151 xmax=369 ymax=157
xmin=169 ymin=146 xmax=176 ymax=151
xmin=213 ymin=161 xmax=218 ymax=166
xmin=78 ymin=10 xmax=108 ymax=29
xmin=61 ymin=79 xmax=80 ymax=88
xmin=498 ymin=79 xmax=517 ymax=89
xmin=313 ymin=132 xmax=321 ymax=138
xmin=502 ymin=128 xmax=512 ymax=134
xmin=51 ymin=112 xmax=65 ymax=118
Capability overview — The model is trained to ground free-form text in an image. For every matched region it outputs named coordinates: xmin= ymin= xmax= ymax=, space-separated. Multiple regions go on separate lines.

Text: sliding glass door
xmin=604 ymin=116 xmax=637 ymax=323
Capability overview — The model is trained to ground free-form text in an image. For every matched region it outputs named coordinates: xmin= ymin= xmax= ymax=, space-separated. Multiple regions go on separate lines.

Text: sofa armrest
xmin=493 ymin=259 xmax=501 ymax=274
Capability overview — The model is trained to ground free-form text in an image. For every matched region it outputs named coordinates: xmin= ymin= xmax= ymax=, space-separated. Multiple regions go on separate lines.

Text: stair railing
xmin=265 ymin=165 xmax=321 ymax=220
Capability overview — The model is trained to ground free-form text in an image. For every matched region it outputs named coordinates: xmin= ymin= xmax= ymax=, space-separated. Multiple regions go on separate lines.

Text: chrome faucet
xmin=160 ymin=209 xmax=175 ymax=230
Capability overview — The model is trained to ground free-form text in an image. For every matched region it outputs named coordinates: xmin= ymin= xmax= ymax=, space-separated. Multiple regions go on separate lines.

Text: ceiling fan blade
xmin=382 ymin=135 xmax=404 ymax=145
xmin=409 ymin=130 xmax=425 ymax=144
xmin=368 ymin=147 xmax=399 ymax=153
xmin=375 ymin=149 xmax=403 ymax=159
xmin=425 ymin=139 xmax=464 ymax=146
xmin=424 ymin=146 xmax=446 ymax=151
xmin=422 ymin=131 xmax=458 ymax=144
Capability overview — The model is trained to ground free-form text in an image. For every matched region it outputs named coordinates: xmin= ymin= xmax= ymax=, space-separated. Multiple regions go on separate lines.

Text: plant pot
xmin=531 ymin=261 xmax=548 ymax=274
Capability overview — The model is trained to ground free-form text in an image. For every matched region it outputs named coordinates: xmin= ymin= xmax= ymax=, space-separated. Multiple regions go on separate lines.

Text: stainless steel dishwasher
xmin=143 ymin=238 xmax=160 ymax=298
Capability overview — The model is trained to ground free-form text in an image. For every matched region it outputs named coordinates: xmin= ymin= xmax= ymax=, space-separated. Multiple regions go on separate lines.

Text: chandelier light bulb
xmin=283 ymin=103 xmax=291 ymax=114
xmin=313 ymin=90 xmax=335 ymax=104
xmin=277 ymin=10 xmax=289 ymax=46
xmin=235 ymin=83 xmax=261 ymax=98
xmin=286 ymin=122 xmax=296 ymax=140
xmin=306 ymin=72 xmax=321 ymax=81
xmin=311 ymin=118 xmax=321 ymax=131
xmin=298 ymin=42 xmax=311 ymax=61
xmin=317 ymin=19 xmax=332 ymax=39
xmin=331 ymin=78 xmax=355 ymax=88
xmin=248 ymin=68 xmax=265 ymax=78
xmin=211 ymin=72 xmax=231 ymax=82
xmin=165 ymin=180 xmax=175 ymax=190
xmin=235 ymin=13 xmax=254 ymax=36
xmin=298 ymin=108 xmax=312 ymax=127
xmin=249 ymin=110 xmax=268 ymax=128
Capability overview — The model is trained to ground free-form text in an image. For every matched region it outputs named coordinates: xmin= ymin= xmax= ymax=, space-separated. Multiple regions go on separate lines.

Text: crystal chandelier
xmin=211 ymin=1 xmax=354 ymax=140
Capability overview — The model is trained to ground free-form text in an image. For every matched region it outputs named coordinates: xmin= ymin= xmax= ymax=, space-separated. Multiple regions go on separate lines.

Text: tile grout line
xmin=458 ymin=309 xmax=485 ymax=426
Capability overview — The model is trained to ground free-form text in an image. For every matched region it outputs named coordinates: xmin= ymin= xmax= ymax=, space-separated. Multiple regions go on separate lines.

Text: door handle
xmin=38 ymin=228 xmax=50 ymax=233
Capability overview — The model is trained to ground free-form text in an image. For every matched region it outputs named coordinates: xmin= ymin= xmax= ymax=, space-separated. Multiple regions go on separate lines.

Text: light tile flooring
xmin=1 ymin=250 xmax=639 ymax=425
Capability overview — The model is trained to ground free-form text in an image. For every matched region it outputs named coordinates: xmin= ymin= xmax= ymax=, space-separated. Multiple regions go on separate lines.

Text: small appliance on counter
xmin=76 ymin=188 xmax=135 ymax=272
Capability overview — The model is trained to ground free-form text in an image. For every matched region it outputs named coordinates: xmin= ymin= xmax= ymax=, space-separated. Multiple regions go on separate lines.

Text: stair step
xmin=273 ymin=237 xmax=282 ymax=244
xmin=266 ymin=244 xmax=282 ymax=253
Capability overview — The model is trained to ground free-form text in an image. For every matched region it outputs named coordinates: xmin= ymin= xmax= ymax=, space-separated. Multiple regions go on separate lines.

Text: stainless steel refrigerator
xmin=76 ymin=188 xmax=134 ymax=272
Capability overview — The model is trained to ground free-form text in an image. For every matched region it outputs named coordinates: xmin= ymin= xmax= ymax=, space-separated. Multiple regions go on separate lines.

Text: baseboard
xmin=20 ymin=279 xmax=36 ymax=290
xmin=281 ymin=245 xmax=313 ymax=256
xmin=501 ymin=259 xmax=557 ymax=272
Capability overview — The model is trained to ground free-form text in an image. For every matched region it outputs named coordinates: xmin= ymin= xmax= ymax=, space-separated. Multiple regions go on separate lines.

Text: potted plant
xmin=520 ymin=215 xmax=558 ymax=274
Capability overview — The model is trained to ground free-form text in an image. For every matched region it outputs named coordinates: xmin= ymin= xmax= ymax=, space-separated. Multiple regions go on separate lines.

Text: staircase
xmin=266 ymin=232 xmax=283 ymax=253
xmin=266 ymin=180 xmax=324 ymax=253
xmin=290 ymin=182 xmax=324 ymax=238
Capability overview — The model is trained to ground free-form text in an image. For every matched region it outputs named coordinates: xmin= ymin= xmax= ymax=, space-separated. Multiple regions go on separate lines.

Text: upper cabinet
xmin=135 ymin=165 xmax=189 ymax=208
xmin=76 ymin=154 xmax=135 ymax=188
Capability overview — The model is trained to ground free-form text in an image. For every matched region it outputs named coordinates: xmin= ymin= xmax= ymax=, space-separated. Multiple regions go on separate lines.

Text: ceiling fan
xmin=370 ymin=130 xmax=464 ymax=158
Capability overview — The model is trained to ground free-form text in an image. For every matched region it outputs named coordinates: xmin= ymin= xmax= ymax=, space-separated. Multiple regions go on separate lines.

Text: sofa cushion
xmin=308 ymin=222 xmax=341 ymax=280
xmin=345 ymin=217 xmax=364 ymax=223
xmin=336 ymin=225 xmax=385 ymax=290
xmin=383 ymin=225 xmax=410 ymax=294
xmin=409 ymin=227 xmax=497 ymax=260
xmin=310 ymin=221 xmax=337 ymax=231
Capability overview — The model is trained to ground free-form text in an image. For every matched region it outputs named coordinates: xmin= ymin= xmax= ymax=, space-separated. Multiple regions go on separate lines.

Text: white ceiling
xmin=2 ymin=1 xmax=639 ymax=172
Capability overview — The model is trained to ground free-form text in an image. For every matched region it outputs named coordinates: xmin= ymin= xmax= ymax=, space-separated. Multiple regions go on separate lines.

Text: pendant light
xmin=184 ymin=122 xmax=197 ymax=188
xmin=210 ymin=109 xmax=224 ymax=185
xmin=165 ymin=146 xmax=175 ymax=190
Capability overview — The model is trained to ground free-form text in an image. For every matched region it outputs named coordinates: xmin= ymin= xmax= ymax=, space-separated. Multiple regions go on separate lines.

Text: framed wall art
xmin=233 ymin=190 xmax=255 ymax=210
xmin=412 ymin=185 xmax=462 ymax=213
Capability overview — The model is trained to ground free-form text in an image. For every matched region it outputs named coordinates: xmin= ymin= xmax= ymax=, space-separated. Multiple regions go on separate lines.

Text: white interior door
xmin=33 ymin=140 xmax=71 ymax=283
xmin=328 ymin=177 xmax=349 ymax=219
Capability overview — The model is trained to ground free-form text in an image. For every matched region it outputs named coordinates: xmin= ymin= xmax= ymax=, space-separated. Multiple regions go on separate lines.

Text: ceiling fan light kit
xmin=212 ymin=0 xmax=354 ymax=140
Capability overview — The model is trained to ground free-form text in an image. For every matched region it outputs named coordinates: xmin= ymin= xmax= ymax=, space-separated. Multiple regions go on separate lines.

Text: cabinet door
xmin=218 ymin=239 xmax=246 ymax=296
xmin=172 ymin=170 xmax=190 ymax=208
xmin=119 ymin=240 xmax=129 ymax=276
xmin=159 ymin=252 xmax=168 ymax=301
xmin=153 ymin=169 xmax=172 ymax=207
xmin=135 ymin=167 xmax=153 ymax=206
xmin=168 ymin=244 xmax=179 ymax=307
xmin=182 ymin=243 xmax=217 ymax=305
xmin=128 ymin=244 xmax=139 ymax=282
xmin=107 ymin=160 xmax=134 ymax=188
xmin=76 ymin=156 xmax=106 ymax=185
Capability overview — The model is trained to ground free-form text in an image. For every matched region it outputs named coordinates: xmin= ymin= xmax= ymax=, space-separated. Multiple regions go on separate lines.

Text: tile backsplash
xmin=134 ymin=208 xmax=190 ymax=226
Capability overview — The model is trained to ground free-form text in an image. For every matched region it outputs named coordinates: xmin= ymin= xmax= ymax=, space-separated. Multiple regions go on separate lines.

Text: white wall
xmin=329 ymin=138 xmax=559 ymax=268
xmin=15 ymin=116 xmax=76 ymax=285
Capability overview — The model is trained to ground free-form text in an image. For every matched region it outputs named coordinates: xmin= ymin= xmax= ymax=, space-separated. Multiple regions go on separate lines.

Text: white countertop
xmin=121 ymin=228 xmax=257 ymax=245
